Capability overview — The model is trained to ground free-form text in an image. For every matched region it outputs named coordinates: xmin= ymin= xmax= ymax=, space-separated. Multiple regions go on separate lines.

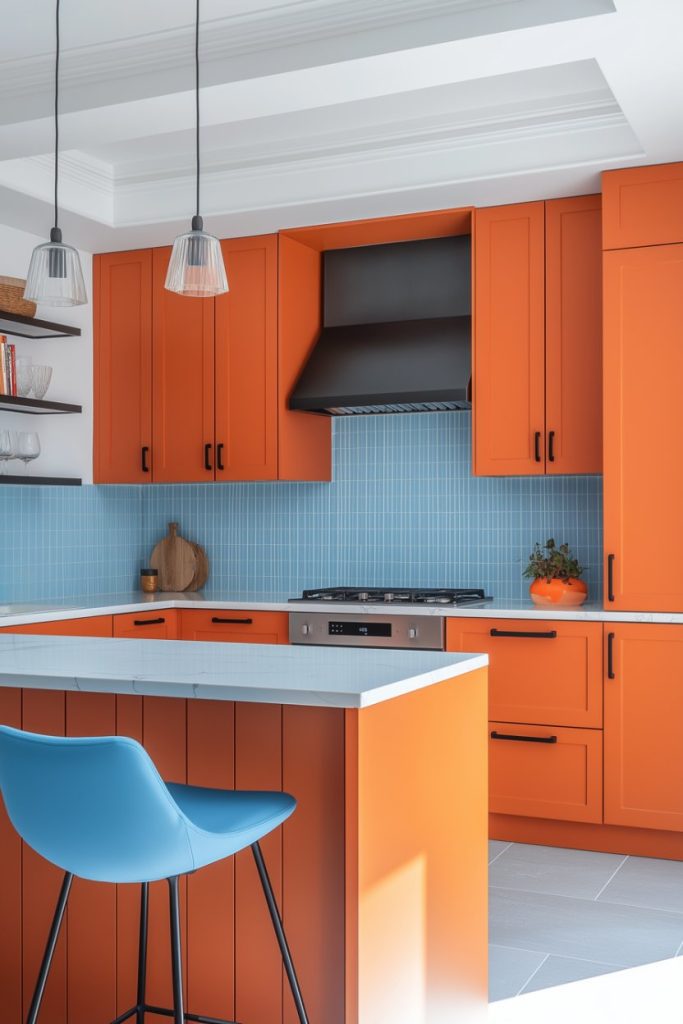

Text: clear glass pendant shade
xmin=165 ymin=221 xmax=228 ymax=298
xmin=24 ymin=232 xmax=87 ymax=307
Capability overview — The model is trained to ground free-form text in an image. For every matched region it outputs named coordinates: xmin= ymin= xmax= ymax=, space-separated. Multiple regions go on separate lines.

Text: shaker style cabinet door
xmin=215 ymin=236 xmax=278 ymax=480
xmin=94 ymin=250 xmax=153 ymax=483
xmin=603 ymin=244 xmax=683 ymax=610
xmin=473 ymin=202 xmax=546 ymax=475
xmin=604 ymin=624 xmax=683 ymax=831
xmin=602 ymin=162 xmax=683 ymax=250
xmin=151 ymin=247 xmax=215 ymax=483
xmin=545 ymin=195 xmax=602 ymax=475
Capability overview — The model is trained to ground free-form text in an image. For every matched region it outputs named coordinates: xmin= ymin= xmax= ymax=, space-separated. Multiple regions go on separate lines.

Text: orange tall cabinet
xmin=603 ymin=163 xmax=683 ymax=611
xmin=94 ymin=235 xmax=330 ymax=483
xmin=473 ymin=195 xmax=602 ymax=476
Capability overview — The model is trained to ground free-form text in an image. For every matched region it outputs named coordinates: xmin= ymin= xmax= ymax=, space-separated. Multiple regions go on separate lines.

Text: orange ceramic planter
xmin=529 ymin=577 xmax=588 ymax=606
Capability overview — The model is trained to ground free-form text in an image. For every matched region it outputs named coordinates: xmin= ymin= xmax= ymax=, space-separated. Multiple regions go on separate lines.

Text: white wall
xmin=0 ymin=223 xmax=93 ymax=483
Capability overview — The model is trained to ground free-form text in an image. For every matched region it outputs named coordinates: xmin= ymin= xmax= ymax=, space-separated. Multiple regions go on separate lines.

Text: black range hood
xmin=289 ymin=234 xmax=471 ymax=416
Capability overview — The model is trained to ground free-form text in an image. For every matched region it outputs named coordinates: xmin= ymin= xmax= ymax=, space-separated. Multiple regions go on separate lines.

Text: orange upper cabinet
xmin=94 ymin=250 xmax=153 ymax=483
xmin=152 ymin=247 xmax=215 ymax=483
xmin=545 ymin=196 xmax=602 ymax=475
xmin=604 ymin=624 xmax=683 ymax=831
xmin=473 ymin=202 xmax=546 ymax=476
xmin=214 ymin=236 xmax=278 ymax=481
xmin=602 ymin=162 xmax=683 ymax=250
xmin=473 ymin=197 xmax=602 ymax=477
xmin=603 ymin=243 xmax=683 ymax=611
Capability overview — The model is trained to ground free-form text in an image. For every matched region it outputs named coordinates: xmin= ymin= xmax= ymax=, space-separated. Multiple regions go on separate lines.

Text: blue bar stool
xmin=0 ymin=725 xmax=309 ymax=1024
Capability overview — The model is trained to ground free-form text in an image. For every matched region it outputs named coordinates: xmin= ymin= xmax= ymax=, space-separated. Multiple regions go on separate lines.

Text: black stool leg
xmin=168 ymin=876 xmax=184 ymax=1024
xmin=26 ymin=871 xmax=73 ymax=1024
xmin=136 ymin=882 xmax=149 ymax=1024
xmin=251 ymin=842 xmax=309 ymax=1024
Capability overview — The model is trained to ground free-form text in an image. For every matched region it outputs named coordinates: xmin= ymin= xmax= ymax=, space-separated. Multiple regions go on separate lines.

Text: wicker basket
xmin=0 ymin=276 xmax=37 ymax=318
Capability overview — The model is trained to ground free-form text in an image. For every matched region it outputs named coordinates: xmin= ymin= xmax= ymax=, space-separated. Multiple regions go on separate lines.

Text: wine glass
xmin=0 ymin=430 xmax=14 ymax=474
xmin=15 ymin=431 xmax=40 ymax=474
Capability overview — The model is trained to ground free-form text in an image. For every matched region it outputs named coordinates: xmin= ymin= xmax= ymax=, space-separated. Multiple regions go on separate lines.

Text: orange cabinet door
xmin=604 ymin=624 xmax=683 ymax=831
xmin=489 ymin=721 xmax=602 ymax=823
xmin=179 ymin=609 xmax=289 ymax=644
xmin=113 ymin=609 xmax=178 ymax=639
xmin=152 ymin=247 xmax=215 ymax=483
xmin=94 ymin=250 xmax=153 ymax=483
xmin=473 ymin=202 xmax=545 ymax=475
xmin=602 ymin=162 xmax=683 ymax=250
xmin=215 ymin=236 xmax=278 ymax=481
xmin=603 ymin=244 xmax=683 ymax=610
xmin=545 ymin=195 xmax=602 ymax=475
xmin=446 ymin=618 xmax=603 ymax=728
xmin=0 ymin=616 xmax=113 ymax=637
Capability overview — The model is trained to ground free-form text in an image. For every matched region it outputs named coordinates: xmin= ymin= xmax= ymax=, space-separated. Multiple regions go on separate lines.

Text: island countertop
xmin=0 ymin=634 xmax=487 ymax=708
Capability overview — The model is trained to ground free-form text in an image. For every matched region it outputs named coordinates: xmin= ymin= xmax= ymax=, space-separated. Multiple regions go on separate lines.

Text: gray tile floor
xmin=488 ymin=840 xmax=683 ymax=1001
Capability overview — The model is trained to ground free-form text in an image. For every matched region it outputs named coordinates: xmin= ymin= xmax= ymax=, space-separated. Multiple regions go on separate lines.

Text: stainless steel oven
xmin=289 ymin=611 xmax=445 ymax=650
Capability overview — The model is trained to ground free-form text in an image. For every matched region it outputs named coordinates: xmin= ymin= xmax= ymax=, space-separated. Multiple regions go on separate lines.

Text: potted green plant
xmin=523 ymin=539 xmax=588 ymax=606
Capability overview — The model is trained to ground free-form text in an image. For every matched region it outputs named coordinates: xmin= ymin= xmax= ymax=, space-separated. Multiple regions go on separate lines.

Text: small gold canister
xmin=140 ymin=568 xmax=159 ymax=594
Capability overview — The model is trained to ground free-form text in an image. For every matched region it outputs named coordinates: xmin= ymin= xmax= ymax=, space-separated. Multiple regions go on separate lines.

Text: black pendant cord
xmin=54 ymin=0 xmax=60 ymax=235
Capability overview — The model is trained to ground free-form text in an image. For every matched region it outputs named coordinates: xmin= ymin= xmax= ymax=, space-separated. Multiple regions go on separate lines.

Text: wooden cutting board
xmin=185 ymin=542 xmax=209 ymax=592
xmin=149 ymin=523 xmax=197 ymax=592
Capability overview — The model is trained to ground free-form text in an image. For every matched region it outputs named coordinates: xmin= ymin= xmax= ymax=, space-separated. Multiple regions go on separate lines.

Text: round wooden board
xmin=185 ymin=542 xmax=209 ymax=592
xmin=149 ymin=523 xmax=197 ymax=592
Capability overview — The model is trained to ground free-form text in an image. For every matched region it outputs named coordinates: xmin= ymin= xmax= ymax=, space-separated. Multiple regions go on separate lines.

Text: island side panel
xmin=282 ymin=706 xmax=346 ymax=1024
xmin=345 ymin=668 xmax=489 ymax=1024
xmin=0 ymin=687 xmax=22 ymax=1024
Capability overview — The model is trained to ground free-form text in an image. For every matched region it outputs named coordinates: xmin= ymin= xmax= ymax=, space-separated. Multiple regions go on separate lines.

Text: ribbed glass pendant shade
xmin=165 ymin=217 xmax=228 ymax=298
xmin=24 ymin=230 xmax=87 ymax=307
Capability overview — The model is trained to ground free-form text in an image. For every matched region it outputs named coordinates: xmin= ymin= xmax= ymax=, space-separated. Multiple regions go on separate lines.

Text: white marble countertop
xmin=1 ymin=591 xmax=683 ymax=626
xmin=0 ymin=634 xmax=487 ymax=709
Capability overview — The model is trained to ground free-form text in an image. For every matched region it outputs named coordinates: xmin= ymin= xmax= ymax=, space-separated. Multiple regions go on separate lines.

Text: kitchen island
xmin=0 ymin=636 xmax=488 ymax=1024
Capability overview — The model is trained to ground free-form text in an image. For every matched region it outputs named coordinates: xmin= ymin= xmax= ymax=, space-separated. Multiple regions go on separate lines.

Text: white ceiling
xmin=0 ymin=0 xmax=681 ymax=252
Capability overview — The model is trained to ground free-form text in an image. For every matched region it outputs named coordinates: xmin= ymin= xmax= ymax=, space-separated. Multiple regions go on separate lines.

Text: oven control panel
xmin=289 ymin=612 xmax=444 ymax=650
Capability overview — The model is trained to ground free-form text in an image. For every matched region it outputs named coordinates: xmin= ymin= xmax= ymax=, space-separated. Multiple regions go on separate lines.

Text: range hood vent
xmin=289 ymin=235 xmax=471 ymax=416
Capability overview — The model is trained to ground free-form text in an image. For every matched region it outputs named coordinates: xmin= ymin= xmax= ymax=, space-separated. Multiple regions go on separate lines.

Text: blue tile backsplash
xmin=0 ymin=413 xmax=603 ymax=604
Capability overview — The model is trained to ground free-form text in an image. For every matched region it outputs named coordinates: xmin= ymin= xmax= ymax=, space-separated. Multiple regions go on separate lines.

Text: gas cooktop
xmin=289 ymin=587 xmax=491 ymax=606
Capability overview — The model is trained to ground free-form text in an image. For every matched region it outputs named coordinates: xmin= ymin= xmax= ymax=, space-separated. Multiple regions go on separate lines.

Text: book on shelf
xmin=0 ymin=335 xmax=17 ymax=396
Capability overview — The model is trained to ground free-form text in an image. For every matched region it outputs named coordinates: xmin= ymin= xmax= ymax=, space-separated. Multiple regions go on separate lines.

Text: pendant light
xmin=165 ymin=0 xmax=228 ymax=297
xmin=24 ymin=0 xmax=87 ymax=308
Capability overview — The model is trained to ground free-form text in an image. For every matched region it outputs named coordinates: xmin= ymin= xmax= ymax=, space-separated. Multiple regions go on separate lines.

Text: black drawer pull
xmin=133 ymin=617 xmax=165 ymax=627
xmin=204 ymin=443 xmax=213 ymax=472
xmin=141 ymin=446 xmax=150 ymax=473
xmin=211 ymin=616 xmax=253 ymax=625
xmin=491 ymin=731 xmax=558 ymax=745
xmin=534 ymin=431 xmax=542 ymax=463
xmin=607 ymin=631 xmax=616 ymax=680
xmin=607 ymin=553 xmax=615 ymax=603
xmin=490 ymin=628 xmax=557 ymax=639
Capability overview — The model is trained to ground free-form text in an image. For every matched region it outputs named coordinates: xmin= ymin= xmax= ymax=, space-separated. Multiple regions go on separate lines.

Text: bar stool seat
xmin=0 ymin=725 xmax=309 ymax=1024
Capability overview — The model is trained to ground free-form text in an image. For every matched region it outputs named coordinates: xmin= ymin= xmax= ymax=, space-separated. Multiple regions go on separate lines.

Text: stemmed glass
xmin=15 ymin=431 xmax=41 ymax=474
xmin=0 ymin=430 xmax=14 ymax=474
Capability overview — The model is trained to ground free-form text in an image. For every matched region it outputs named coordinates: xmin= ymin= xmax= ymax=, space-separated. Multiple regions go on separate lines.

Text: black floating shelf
xmin=0 ymin=395 xmax=82 ymax=415
xmin=0 ymin=310 xmax=81 ymax=339
xmin=0 ymin=475 xmax=82 ymax=486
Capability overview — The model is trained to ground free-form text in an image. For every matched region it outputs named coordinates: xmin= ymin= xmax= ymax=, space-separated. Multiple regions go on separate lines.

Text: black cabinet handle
xmin=607 ymin=554 xmax=615 ymax=603
xmin=133 ymin=617 xmax=165 ymax=627
xmin=212 ymin=616 xmax=253 ymax=625
xmin=607 ymin=631 xmax=616 ymax=680
xmin=204 ymin=443 xmax=213 ymax=472
xmin=548 ymin=431 xmax=555 ymax=463
xmin=216 ymin=443 xmax=225 ymax=472
xmin=491 ymin=731 xmax=558 ymax=745
xmin=141 ymin=446 xmax=150 ymax=473
xmin=534 ymin=431 xmax=542 ymax=463
xmin=490 ymin=628 xmax=557 ymax=639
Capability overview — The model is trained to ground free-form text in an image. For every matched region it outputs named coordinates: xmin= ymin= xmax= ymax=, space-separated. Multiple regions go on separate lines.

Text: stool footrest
xmin=109 ymin=1005 xmax=239 ymax=1024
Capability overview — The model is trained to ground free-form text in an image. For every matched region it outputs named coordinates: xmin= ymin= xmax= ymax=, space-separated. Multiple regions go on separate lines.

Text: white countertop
xmin=1 ymin=591 xmax=683 ymax=626
xmin=0 ymin=634 xmax=486 ymax=709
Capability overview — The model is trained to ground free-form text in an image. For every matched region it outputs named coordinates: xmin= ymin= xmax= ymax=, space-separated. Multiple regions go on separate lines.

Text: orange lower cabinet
xmin=604 ymin=623 xmax=683 ymax=831
xmin=0 ymin=688 xmax=22 ymax=1024
xmin=113 ymin=610 xmax=178 ymax=639
xmin=179 ymin=609 xmax=289 ymax=644
xmin=446 ymin=618 xmax=603 ymax=728
xmin=489 ymin=722 xmax=602 ymax=823
xmin=0 ymin=615 xmax=113 ymax=637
